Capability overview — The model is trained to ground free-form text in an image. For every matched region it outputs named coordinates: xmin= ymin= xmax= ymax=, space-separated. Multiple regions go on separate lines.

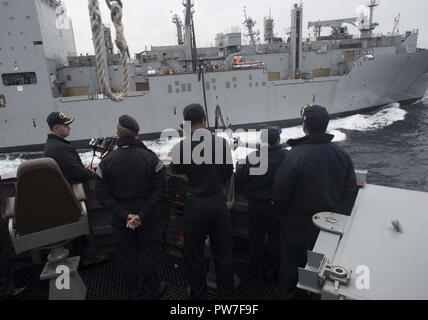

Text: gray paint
xmin=0 ymin=0 xmax=428 ymax=151
xmin=319 ymin=185 xmax=428 ymax=300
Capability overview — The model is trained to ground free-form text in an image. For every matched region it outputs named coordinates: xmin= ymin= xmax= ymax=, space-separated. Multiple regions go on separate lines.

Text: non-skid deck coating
xmin=11 ymin=252 xmax=280 ymax=300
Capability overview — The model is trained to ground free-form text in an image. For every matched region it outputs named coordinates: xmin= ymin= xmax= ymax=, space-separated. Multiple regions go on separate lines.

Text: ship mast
xmin=243 ymin=7 xmax=259 ymax=46
xmin=183 ymin=0 xmax=197 ymax=72
xmin=290 ymin=3 xmax=303 ymax=78
xmin=360 ymin=0 xmax=379 ymax=38
xmin=264 ymin=7 xmax=275 ymax=44
xmin=368 ymin=0 xmax=379 ymax=31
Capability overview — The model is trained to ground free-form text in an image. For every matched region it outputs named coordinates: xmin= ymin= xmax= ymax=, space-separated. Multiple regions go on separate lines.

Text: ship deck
xmin=10 ymin=249 xmax=306 ymax=300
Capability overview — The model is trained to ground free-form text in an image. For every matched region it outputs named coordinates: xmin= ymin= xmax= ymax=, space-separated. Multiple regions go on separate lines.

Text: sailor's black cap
xmin=266 ymin=126 xmax=282 ymax=145
xmin=118 ymin=115 xmax=140 ymax=133
xmin=47 ymin=112 xmax=74 ymax=128
xmin=300 ymin=104 xmax=330 ymax=133
xmin=183 ymin=104 xmax=206 ymax=121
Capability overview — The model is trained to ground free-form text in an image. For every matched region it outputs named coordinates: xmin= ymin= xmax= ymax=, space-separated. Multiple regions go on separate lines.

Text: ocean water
xmin=337 ymin=99 xmax=428 ymax=192
xmin=1 ymin=100 xmax=427 ymax=192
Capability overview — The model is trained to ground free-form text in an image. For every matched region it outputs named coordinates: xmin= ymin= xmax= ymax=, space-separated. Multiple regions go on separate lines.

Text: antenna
xmin=264 ymin=8 xmax=275 ymax=44
xmin=243 ymin=6 xmax=259 ymax=46
xmin=393 ymin=13 xmax=400 ymax=35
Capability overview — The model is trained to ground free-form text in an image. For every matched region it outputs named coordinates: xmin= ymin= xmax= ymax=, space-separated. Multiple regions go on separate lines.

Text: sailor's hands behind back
xmin=126 ymin=214 xmax=141 ymax=230
xmin=86 ymin=165 xmax=96 ymax=173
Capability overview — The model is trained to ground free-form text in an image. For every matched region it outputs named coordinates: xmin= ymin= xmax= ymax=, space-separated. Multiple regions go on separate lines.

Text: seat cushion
xmin=15 ymin=158 xmax=82 ymax=236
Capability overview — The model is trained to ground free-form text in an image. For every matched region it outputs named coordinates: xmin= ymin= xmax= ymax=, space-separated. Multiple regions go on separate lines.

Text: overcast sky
xmin=61 ymin=0 xmax=428 ymax=56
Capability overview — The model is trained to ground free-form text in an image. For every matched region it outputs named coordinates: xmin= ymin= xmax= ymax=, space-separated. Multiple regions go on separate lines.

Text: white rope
xmin=88 ymin=0 xmax=130 ymax=102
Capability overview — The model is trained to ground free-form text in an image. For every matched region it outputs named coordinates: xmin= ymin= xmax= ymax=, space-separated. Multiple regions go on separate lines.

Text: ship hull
xmin=0 ymin=51 xmax=427 ymax=153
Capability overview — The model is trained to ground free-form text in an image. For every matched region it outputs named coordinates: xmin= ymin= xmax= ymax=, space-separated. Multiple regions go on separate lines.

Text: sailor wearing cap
xmin=43 ymin=112 xmax=108 ymax=267
xmin=236 ymin=126 xmax=288 ymax=281
xmin=273 ymin=105 xmax=358 ymax=299
xmin=44 ymin=112 xmax=94 ymax=184
xmin=171 ymin=104 xmax=235 ymax=300
xmin=96 ymin=115 xmax=167 ymax=300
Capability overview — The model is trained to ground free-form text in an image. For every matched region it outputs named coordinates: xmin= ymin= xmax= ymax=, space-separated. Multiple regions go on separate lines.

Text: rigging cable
xmin=88 ymin=0 xmax=130 ymax=102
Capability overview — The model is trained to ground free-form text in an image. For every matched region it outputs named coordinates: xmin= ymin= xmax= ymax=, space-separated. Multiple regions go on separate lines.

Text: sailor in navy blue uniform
xmin=171 ymin=104 xmax=235 ymax=300
xmin=44 ymin=112 xmax=95 ymax=185
xmin=43 ymin=112 xmax=107 ymax=267
xmin=96 ymin=115 xmax=166 ymax=300
xmin=273 ymin=105 xmax=358 ymax=299
xmin=236 ymin=127 xmax=288 ymax=281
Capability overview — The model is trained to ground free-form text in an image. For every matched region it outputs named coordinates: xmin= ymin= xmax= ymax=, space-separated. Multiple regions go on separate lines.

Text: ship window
xmin=206 ymin=82 xmax=210 ymax=90
xmin=213 ymin=85 xmax=216 ymax=90
xmin=232 ymin=77 xmax=237 ymax=82
xmin=66 ymin=75 xmax=72 ymax=81
xmin=187 ymin=83 xmax=192 ymax=92
xmin=2 ymin=72 xmax=37 ymax=86
xmin=3 ymin=1 xmax=9 ymax=6
xmin=181 ymin=83 xmax=187 ymax=92
xmin=168 ymin=84 xmax=173 ymax=93
xmin=211 ymin=78 xmax=216 ymax=83
xmin=8 ymin=32 xmax=11 ymax=36
xmin=226 ymin=81 xmax=230 ymax=89
xmin=10 ymin=47 xmax=14 ymax=51
xmin=175 ymin=88 xmax=180 ymax=93
xmin=26 ymin=16 xmax=31 ymax=20
xmin=175 ymin=81 xmax=179 ymax=86
xmin=249 ymin=83 xmax=253 ymax=87
xmin=9 ymin=17 xmax=15 ymax=21
xmin=234 ymin=84 xmax=237 ymax=89
xmin=249 ymin=75 xmax=253 ymax=80
xmin=262 ymin=82 xmax=266 ymax=86
xmin=255 ymin=82 xmax=259 ymax=87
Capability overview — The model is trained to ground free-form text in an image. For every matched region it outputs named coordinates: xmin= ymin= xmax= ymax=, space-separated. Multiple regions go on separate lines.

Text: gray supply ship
xmin=1 ymin=0 xmax=428 ymax=152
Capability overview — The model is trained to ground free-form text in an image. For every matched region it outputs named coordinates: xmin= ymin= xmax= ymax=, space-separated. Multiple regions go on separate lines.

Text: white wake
xmin=0 ymin=104 xmax=408 ymax=176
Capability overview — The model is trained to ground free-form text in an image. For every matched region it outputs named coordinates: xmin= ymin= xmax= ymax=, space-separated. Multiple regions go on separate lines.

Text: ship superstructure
xmin=0 ymin=0 xmax=428 ymax=151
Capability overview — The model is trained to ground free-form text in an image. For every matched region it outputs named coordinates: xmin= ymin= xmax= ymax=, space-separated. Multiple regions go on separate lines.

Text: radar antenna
xmin=243 ymin=6 xmax=260 ymax=46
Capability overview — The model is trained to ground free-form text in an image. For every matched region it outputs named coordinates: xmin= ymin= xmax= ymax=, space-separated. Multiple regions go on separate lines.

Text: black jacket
xmin=273 ymin=133 xmax=357 ymax=240
xmin=95 ymin=137 xmax=165 ymax=228
xmin=236 ymin=145 xmax=288 ymax=201
xmin=171 ymin=131 xmax=234 ymax=197
xmin=43 ymin=134 xmax=94 ymax=184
